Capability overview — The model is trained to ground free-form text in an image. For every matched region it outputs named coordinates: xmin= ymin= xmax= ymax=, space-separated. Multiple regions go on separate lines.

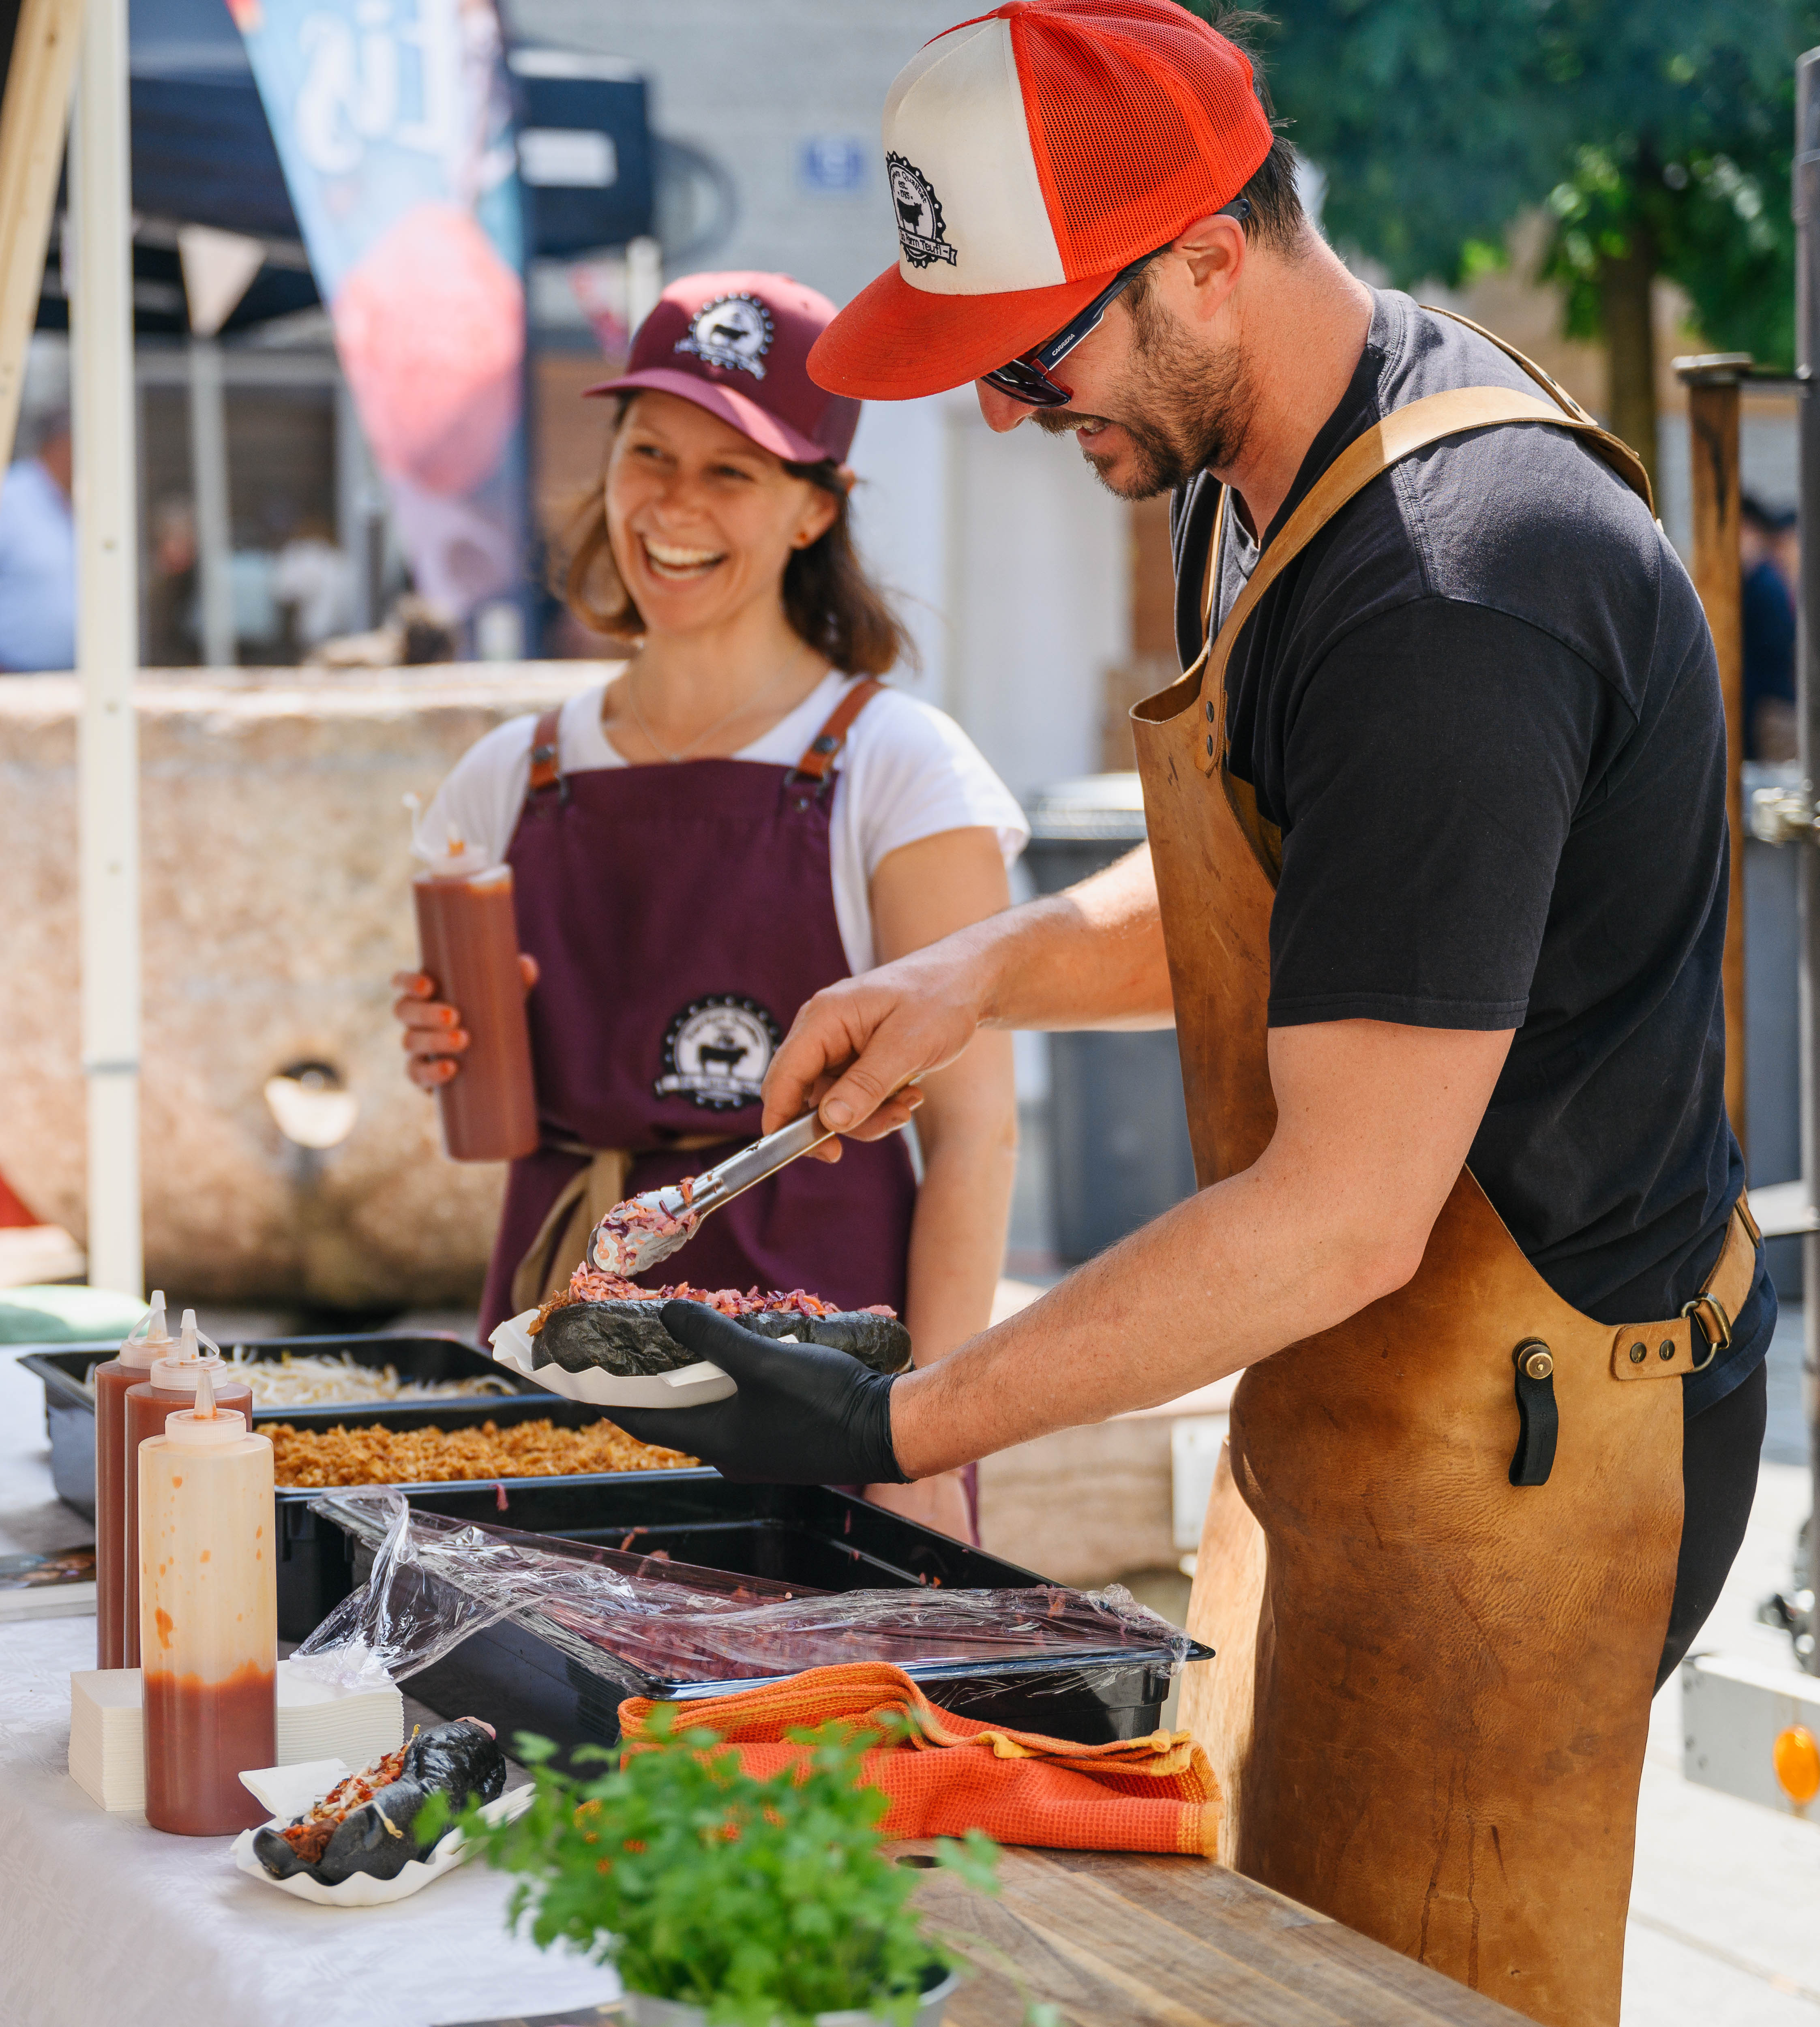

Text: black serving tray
xmin=21 ymin=1328 xmax=555 ymax=1514
xmin=15 ymin=1331 xmax=721 ymax=1642
xmin=337 ymin=1478 xmax=1205 ymax=1755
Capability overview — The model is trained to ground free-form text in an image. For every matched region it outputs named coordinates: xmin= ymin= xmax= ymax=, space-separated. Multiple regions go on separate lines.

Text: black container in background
xmin=1024 ymin=775 xmax=1198 ymax=1263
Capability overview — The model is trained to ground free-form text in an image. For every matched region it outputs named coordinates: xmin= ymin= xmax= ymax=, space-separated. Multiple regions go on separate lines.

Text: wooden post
xmin=0 ymin=0 xmax=87 ymax=467
xmin=1675 ymin=352 xmax=1752 ymax=1159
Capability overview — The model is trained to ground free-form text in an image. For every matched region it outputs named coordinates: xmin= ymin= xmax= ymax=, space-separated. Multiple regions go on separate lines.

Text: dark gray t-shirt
xmin=1170 ymin=290 xmax=1768 ymax=1414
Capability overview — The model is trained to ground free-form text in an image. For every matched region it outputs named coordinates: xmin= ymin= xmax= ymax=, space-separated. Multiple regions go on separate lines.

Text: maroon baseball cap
xmin=585 ymin=271 xmax=861 ymax=465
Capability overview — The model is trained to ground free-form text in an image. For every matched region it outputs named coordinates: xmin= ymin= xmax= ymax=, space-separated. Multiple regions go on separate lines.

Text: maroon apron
xmin=477 ymin=681 xmax=917 ymax=1338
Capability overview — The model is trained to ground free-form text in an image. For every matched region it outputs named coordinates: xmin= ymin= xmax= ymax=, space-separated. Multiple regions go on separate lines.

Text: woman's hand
xmin=390 ymin=955 xmax=538 ymax=1090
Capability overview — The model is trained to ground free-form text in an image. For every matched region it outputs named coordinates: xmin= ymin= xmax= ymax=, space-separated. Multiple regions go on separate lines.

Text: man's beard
xmin=1033 ymin=301 xmax=1254 ymax=500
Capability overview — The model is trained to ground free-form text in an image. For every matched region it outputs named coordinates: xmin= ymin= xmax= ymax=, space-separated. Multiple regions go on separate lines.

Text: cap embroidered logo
xmin=675 ymin=294 xmax=775 ymax=379
xmin=887 ymin=154 xmax=957 ymax=269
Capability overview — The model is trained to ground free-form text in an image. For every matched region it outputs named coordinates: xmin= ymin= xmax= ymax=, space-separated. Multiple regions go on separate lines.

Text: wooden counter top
xmin=906 ymin=1843 xmax=1532 ymax=2026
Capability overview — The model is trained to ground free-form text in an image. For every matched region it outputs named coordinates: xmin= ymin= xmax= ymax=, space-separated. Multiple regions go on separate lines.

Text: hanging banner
xmin=227 ymin=0 xmax=527 ymax=625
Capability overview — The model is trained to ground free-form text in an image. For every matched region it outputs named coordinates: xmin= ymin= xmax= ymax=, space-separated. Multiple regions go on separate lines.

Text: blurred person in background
xmin=144 ymin=496 xmax=200 ymax=667
xmin=274 ymin=516 xmax=355 ymax=660
xmin=1741 ymin=495 xmax=1798 ymax=762
xmin=392 ymin=273 xmax=1026 ymax=1541
xmin=0 ymin=409 xmax=75 ymax=672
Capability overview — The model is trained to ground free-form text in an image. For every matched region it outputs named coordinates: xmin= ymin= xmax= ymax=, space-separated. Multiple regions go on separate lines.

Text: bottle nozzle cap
xmin=163 ymin=1402 xmax=249 ymax=1445
xmin=120 ymin=1290 xmax=174 ymax=1367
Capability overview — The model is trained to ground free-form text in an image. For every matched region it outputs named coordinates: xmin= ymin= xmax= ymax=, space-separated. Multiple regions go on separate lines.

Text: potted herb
xmin=426 ymin=1710 xmax=999 ymax=2026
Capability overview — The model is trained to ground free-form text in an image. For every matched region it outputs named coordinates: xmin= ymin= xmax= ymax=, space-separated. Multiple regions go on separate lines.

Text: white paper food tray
xmin=232 ymin=1758 xmax=534 ymax=1907
xmin=489 ymin=1308 xmax=737 ymax=1408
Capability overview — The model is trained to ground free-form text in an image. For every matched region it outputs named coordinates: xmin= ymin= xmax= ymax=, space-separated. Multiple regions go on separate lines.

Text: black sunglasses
xmin=981 ymin=197 xmax=1253 ymax=409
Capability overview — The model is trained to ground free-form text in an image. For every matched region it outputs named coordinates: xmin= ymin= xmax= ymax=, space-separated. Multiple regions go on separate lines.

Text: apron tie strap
xmin=507 ymin=1136 xmax=740 ymax=1316
xmin=1507 ymin=1196 xmax=1760 ymax=1486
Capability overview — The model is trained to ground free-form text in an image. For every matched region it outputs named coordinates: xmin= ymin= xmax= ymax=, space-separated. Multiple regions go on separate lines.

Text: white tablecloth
xmin=0 ymin=1351 xmax=620 ymax=2027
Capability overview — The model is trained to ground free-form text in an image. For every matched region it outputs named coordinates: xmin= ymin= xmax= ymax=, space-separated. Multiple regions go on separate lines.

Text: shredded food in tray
xmin=266 ymin=1417 xmax=696 ymax=1487
xmin=226 ymin=1347 xmax=516 ymax=1408
xmin=534 ymin=1269 xmax=895 ymax=1335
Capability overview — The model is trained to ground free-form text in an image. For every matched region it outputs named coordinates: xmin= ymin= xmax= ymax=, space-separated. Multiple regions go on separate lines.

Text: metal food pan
xmin=336 ymin=1479 xmax=1205 ymax=1753
xmin=18 ymin=1333 xmax=719 ymax=1642
xmin=21 ymin=1328 xmax=556 ymax=1523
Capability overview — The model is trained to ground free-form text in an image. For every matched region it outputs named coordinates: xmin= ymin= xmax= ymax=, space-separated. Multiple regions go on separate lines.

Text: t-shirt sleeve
xmin=840 ymin=696 xmax=1030 ymax=879
xmin=413 ymin=714 xmax=536 ymax=870
xmin=1267 ymin=599 xmax=1609 ymax=1030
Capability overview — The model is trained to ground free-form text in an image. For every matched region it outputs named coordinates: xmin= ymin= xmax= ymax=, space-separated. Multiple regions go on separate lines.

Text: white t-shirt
xmin=416 ymin=671 xmax=1030 ymax=975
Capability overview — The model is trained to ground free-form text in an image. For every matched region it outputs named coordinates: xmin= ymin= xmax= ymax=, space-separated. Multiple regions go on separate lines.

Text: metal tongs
xmin=585 ymin=1109 xmax=840 ymax=1279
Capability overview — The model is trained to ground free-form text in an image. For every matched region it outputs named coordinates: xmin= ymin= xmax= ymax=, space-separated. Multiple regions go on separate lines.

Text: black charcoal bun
xmin=534 ymin=1301 xmax=911 ymax=1378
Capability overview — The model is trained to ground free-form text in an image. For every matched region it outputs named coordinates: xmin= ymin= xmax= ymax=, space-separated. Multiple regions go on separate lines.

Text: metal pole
xmin=1792 ymin=48 xmax=1820 ymax=1673
xmin=187 ymin=336 xmax=235 ymax=667
xmin=70 ymin=0 xmax=141 ymax=1298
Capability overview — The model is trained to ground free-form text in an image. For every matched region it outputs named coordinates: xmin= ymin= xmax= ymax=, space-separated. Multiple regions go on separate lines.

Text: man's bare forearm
xmin=763 ymin=846 xmax=1172 ymax=1137
xmin=979 ymin=844 xmax=1173 ymax=1031
xmin=887 ymin=1019 xmax=1516 ymax=1475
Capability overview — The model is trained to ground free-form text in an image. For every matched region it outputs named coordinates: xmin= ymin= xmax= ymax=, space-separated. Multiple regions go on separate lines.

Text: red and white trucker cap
xmin=810 ymin=0 xmax=1274 ymax=401
xmin=587 ymin=271 xmax=862 ymax=465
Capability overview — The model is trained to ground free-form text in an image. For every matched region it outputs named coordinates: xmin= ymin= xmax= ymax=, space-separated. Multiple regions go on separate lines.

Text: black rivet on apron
xmin=1205 ymin=699 xmax=1216 ymax=722
xmin=1629 ymin=1341 xmax=1647 ymax=1363
xmin=1659 ymin=1340 xmax=1676 ymax=1361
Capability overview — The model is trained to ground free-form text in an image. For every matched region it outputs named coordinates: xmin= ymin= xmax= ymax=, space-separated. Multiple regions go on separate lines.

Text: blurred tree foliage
xmin=1185 ymin=2 xmax=1818 ymax=484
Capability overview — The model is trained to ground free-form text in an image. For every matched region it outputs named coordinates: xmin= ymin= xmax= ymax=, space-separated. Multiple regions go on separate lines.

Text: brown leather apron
xmin=1132 ymin=330 xmax=1757 ymax=2027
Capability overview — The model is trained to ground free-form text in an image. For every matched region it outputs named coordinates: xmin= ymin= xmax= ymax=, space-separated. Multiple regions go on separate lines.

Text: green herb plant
xmin=420 ymin=1709 xmax=1002 ymax=2026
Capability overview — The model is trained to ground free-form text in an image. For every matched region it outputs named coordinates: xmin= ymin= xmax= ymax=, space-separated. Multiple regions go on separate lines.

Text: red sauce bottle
xmin=139 ymin=1363 xmax=277 ymax=1835
xmin=92 ymin=1292 xmax=172 ymax=1668
xmin=412 ymin=836 xmax=538 ymax=1161
xmin=123 ymin=1313 xmax=253 ymax=1669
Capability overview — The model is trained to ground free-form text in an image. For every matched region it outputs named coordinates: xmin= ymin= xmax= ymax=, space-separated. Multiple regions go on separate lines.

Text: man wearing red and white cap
xmin=609 ymin=11 xmax=1766 ymax=2020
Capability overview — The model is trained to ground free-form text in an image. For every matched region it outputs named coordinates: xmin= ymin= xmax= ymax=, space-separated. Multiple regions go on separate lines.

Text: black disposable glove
xmin=606 ymin=1300 xmax=909 ymax=1486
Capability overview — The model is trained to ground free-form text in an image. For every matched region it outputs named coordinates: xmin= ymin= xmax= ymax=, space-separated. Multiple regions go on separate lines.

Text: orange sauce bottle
xmin=92 ymin=1292 xmax=172 ymax=1667
xmin=139 ymin=1363 xmax=277 ymax=1834
xmin=123 ymin=1312 xmax=253 ymax=1668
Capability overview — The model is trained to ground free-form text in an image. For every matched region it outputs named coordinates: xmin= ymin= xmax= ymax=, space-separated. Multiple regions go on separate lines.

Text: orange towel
xmin=618 ymin=1661 xmax=1218 ymax=1858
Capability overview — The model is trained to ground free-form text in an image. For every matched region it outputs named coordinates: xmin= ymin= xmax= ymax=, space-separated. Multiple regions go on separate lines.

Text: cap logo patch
xmin=675 ymin=293 xmax=774 ymax=379
xmin=887 ymin=153 xmax=957 ymax=269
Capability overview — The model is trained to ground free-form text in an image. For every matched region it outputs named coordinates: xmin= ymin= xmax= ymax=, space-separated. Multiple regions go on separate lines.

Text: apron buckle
xmin=1680 ymin=1293 xmax=1731 ymax=1371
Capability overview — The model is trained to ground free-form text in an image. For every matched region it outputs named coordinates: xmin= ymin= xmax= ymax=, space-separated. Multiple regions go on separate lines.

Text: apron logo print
xmin=674 ymin=293 xmax=775 ymax=379
xmin=887 ymin=154 xmax=957 ymax=269
xmin=654 ymin=996 xmax=782 ymax=1110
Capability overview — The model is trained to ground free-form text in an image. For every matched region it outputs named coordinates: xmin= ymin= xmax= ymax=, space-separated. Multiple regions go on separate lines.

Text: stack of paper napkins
xmin=69 ymin=1661 xmax=404 ymax=1814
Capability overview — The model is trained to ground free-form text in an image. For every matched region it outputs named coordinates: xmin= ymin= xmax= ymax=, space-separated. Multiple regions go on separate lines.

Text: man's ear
xmin=1171 ymin=212 xmax=1249 ymax=328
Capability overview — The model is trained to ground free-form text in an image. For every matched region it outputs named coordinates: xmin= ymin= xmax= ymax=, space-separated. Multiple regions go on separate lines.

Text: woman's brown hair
xmin=560 ymin=394 xmax=913 ymax=678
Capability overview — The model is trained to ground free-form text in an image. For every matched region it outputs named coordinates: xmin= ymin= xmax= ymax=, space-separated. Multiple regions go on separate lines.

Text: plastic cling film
xmin=294 ymin=1491 xmax=1205 ymax=1703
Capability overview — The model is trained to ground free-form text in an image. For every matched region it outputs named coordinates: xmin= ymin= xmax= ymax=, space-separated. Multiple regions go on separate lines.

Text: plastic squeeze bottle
xmin=92 ymin=1292 xmax=174 ymax=1668
xmin=412 ymin=824 xmax=538 ymax=1161
xmin=123 ymin=1311 xmax=253 ymax=1669
xmin=139 ymin=1362 xmax=277 ymax=1834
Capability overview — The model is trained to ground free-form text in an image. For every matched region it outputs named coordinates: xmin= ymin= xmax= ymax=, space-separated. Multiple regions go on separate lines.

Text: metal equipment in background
xmin=1023 ymin=776 xmax=1196 ymax=1264
xmin=1792 ymin=47 xmax=1820 ymax=1679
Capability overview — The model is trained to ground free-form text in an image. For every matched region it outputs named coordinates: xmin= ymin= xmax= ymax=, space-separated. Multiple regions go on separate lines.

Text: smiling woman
xmin=392 ymin=273 xmax=1028 ymax=1541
